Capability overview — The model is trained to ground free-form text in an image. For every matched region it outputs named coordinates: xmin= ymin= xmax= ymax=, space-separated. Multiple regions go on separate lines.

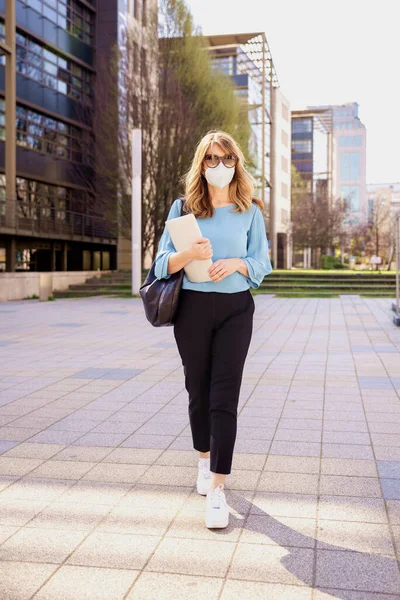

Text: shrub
xmin=320 ymin=255 xmax=335 ymax=269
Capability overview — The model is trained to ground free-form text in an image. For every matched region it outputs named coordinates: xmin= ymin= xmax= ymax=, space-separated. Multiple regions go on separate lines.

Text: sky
xmin=185 ymin=0 xmax=400 ymax=184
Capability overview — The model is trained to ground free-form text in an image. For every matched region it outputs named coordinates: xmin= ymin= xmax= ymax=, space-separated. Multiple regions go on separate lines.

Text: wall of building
xmin=272 ymin=88 xmax=291 ymax=268
xmin=0 ymin=270 xmax=108 ymax=302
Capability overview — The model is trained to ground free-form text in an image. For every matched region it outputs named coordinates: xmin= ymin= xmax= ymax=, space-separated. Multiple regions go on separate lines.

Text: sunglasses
xmin=204 ymin=153 xmax=237 ymax=169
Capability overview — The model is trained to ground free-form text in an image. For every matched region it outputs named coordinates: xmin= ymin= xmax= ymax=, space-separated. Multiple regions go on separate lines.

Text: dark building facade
xmin=0 ymin=0 xmax=140 ymax=272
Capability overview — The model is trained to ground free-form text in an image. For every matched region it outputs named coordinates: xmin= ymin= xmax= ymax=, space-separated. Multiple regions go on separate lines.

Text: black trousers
xmin=173 ymin=288 xmax=255 ymax=475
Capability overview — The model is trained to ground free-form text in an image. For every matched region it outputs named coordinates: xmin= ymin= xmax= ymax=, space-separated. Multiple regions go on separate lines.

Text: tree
xmin=290 ymin=165 xmax=346 ymax=267
xmin=368 ymin=195 xmax=391 ymax=269
xmin=93 ymin=0 xmax=250 ymax=267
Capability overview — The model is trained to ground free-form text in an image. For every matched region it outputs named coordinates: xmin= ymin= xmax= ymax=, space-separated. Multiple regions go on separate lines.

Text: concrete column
xmin=270 ymin=86 xmax=277 ymax=267
xmin=5 ymin=237 xmax=16 ymax=272
xmin=51 ymin=244 xmax=56 ymax=271
xmin=61 ymin=243 xmax=68 ymax=271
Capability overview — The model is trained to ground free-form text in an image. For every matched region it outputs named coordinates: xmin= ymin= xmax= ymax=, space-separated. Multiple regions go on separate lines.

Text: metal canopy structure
xmin=206 ymin=32 xmax=279 ymax=90
xmin=206 ymin=32 xmax=279 ymax=207
xmin=291 ymin=108 xmax=333 ymax=135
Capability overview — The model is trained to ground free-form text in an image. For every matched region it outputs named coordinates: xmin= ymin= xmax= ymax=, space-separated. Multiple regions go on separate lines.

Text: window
xmin=292 ymin=119 xmax=312 ymax=134
xmin=281 ymin=182 xmax=288 ymax=199
xmin=292 ymin=140 xmax=312 ymax=153
xmin=341 ymin=152 xmax=360 ymax=180
xmin=0 ymin=27 xmax=93 ymax=104
xmin=212 ymin=56 xmax=233 ymax=75
xmin=19 ymin=0 xmax=95 ymax=45
xmin=281 ymin=156 xmax=288 ymax=173
xmin=281 ymin=130 xmax=288 ymax=148
xmin=341 ymin=186 xmax=360 ymax=212
xmin=281 ymin=208 xmax=288 ymax=224
xmin=339 ymin=135 xmax=362 ymax=147
xmin=281 ymin=102 xmax=289 ymax=121
xmin=0 ymin=98 xmax=92 ymax=164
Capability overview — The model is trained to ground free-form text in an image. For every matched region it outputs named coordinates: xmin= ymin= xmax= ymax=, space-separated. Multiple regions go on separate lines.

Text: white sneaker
xmin=197 ymin=457 xmax=211 ymax=495
xmin=206 ymin=483 xmax=229 ymax=529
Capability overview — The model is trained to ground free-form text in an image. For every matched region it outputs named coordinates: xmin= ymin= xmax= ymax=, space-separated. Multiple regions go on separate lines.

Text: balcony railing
xmin=0 ymin=200 xmax=118 ymax=242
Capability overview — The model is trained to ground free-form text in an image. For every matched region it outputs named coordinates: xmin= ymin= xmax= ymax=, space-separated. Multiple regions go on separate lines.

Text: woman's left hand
xmin=208 ymin=259 xmax=238 ymax=282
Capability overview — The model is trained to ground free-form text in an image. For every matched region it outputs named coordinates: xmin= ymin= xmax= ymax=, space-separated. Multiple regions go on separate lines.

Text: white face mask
xmin=204 ymin=162 xmax=235 ymax=189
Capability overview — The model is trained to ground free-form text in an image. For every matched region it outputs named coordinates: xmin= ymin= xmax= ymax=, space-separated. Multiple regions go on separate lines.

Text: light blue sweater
xmin=154 ymin=198 xmax=273 ymax=293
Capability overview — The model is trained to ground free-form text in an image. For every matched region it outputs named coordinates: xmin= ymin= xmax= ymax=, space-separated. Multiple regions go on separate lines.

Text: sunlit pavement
xmin=0 ymin=295 xmax=399 ymax=600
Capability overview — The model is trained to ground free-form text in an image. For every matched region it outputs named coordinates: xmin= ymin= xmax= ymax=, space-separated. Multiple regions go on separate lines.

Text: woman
xmin=154 ymin=130 xmax=272 ymax=529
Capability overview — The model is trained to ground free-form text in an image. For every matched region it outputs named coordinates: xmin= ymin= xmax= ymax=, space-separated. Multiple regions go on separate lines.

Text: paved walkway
xmin=0 ymin=295 xmax=399 ymax=600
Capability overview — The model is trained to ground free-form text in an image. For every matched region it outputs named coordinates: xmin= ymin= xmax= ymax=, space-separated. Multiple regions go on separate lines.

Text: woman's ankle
xmin=211 ymin=473 xmax=226 ymax=489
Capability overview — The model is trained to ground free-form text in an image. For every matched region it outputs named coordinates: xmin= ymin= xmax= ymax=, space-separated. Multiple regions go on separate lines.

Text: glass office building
xmin=291 ymin=108 xmax=335 ymax=204
xmin=308 ymin=102 xmax=367 ymax=225
xmin=0 ymin=0 xmax=151 ymax=272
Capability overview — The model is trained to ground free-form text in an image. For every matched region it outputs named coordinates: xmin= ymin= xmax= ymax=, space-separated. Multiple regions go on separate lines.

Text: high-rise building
xmin=308 ymin=102 xmax=367 ymax=226
xmin=0 ymin=0 xmax=155 ymax=272
xmin=291 ymin=108 xmax=336 ymax=202
xmin=206 ymin=32 xmax=291 ymax=268
xmin=367 ymin=182 xmax=400 ymax=223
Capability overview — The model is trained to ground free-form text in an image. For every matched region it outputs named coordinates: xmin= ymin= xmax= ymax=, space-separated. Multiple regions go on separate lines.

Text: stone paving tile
xmin=97 ymin=505 xmax=176 ymax=537
xmin=29 ymin=461 xmax=97 ymax=480
xmin=1 ymin=297 xmax=399 ymax=599
xmin=374 ymin=446 xmax=400 ymax=461
xmin=0 ymin=561 xmax=58 ymax=600
xmin=320 ymin=458 xmax=378 ymax=477
xmin=315 ymin=549 xmax=400 ymax=594
xmin=386 ymin=500 xmax=400 ymax=524
xmin=322 ymin=444 xmax=375 ymax=460
xmin=318 ymin=496 xmax=388 ymax=523
xmin=228 ymin=543 xmax=314 ymax=585
xmin=121 ymin=434 xmax=176 ymax=449
xmin=27 ymin=501 xmax=111 ymax=531
xmin=2 ymin=443 xmax=66 ymax=460
xmin=55 ymin=480 xmax=133 ymax=506
xmin=0 ymin=527 xmax=87 ymax=563
xmin=66 ymin=531 xmax=160 ymax=569
xmin=251 ymin=492 xmax=319 ymax=519
xmin=380 ymin=478 xmax=400 ymax=500
xmin=316 ymin=519 xmax=395 ymax=555
xmin=119 ymin=484 xmax=191 ymax=511
xmin=0 ymin=441 xmax=19 ymax=455
xmin=146 ymin=537 xmax=236 ymax=577
xmin=377 ymin=461 xmax=400 ymax=479
xmin=0 ymin=498 xmax=51 ymax=527
xmin=33 ymin=565 xmax=140 ymax=600
xmin=53 ymin=446 xmax=113 ymax=462
xmin=257 ymin=472 xmax=319 ymax=495
xmin=314 ymin=590 xmax=400 ymax=599
xmin=269 ymin=441 xmax=321 ymax=457
xmin=319 ymin=475 xmax=382 ymax=498
xmin=264 ymin=455 xmax=320 ymax=474
xmin=0 ymin=525 xmax=20 ymax=545
xmin=240 ymin=514 xmax=316 ymax=548
xmin=220 ymin=581 xmax=312 ymax=600
xmin=127 ymin=572 xmax=224 ymax=600
xmin=103 ymin=448 xmax=163 ymax=465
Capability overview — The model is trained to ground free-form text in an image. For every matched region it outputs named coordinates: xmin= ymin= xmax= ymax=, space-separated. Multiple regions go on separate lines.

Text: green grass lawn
xmin=271 ymin=269 xmax=397 ymax=275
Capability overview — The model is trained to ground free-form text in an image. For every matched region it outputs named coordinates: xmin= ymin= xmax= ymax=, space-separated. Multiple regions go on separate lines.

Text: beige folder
xmin=165 ymin=213 xmax=213 ymax=282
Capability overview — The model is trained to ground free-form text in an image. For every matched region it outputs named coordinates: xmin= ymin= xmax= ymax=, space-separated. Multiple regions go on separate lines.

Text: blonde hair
xmin=183 ymin=130 xmax=263 ymax=218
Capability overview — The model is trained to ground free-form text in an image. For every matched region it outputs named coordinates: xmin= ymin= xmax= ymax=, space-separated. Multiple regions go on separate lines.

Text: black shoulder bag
xmin=139 ymin=199 xmax=187 ymax=327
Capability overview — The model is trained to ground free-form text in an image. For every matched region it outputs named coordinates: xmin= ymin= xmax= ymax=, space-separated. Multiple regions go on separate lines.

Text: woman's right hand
xmin=188 ymin=237 xmax=213 ymax=261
